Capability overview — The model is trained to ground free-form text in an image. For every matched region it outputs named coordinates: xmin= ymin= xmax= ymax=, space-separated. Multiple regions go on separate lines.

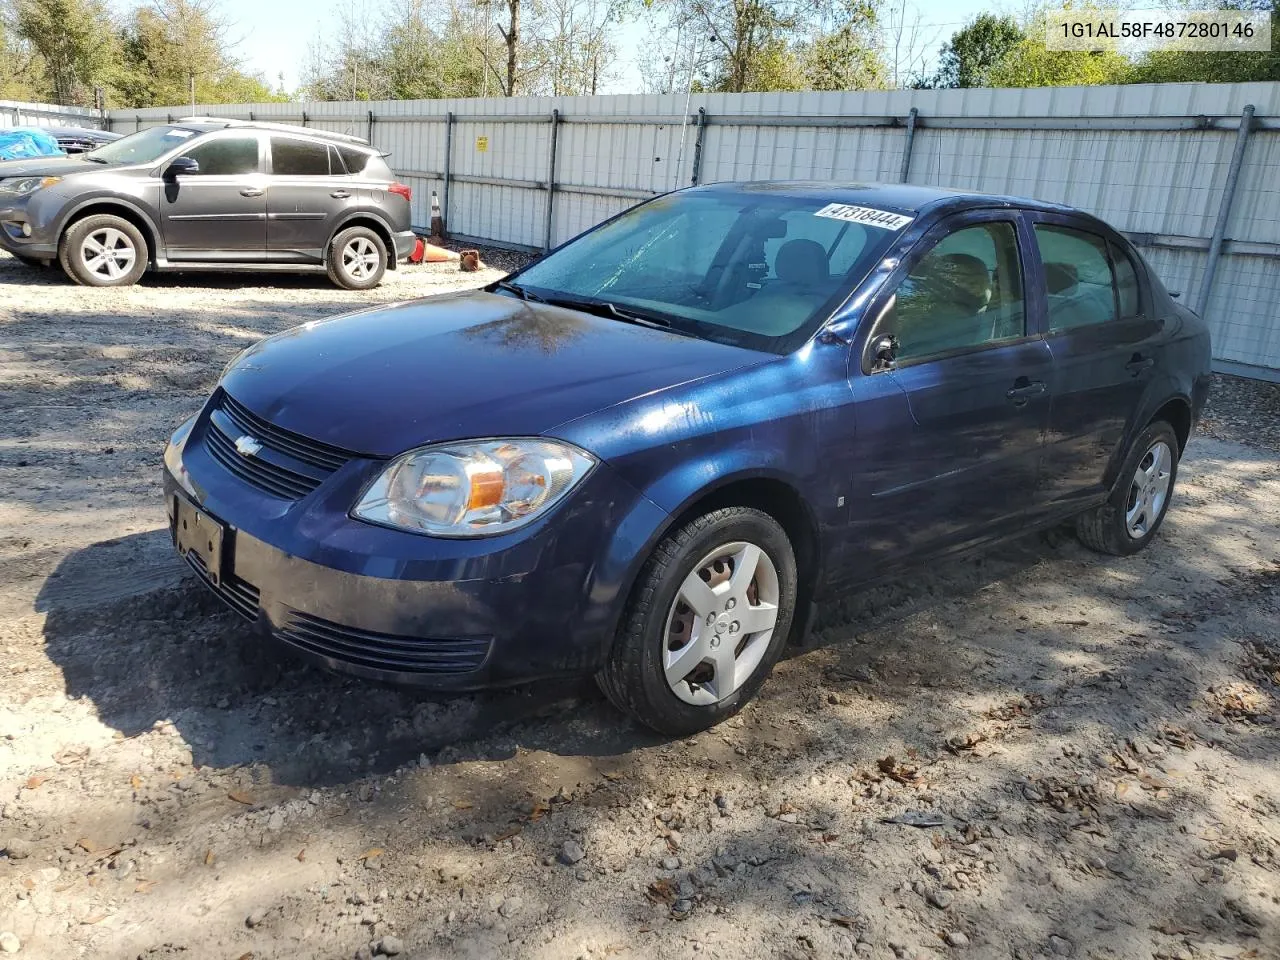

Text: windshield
xmin=85 ymin=125 xmax=203 ymax=166
xmin=510 ymin=189 xmax=907 ymax=353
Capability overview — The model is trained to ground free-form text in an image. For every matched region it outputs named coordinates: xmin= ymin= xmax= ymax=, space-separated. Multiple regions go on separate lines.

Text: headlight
xmin=0 ymin=176 xmax=61 ymax=197
xmin=353 ymin=438 xmax=595 ymax=537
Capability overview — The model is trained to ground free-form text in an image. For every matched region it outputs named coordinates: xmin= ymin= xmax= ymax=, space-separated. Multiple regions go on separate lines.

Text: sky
xmin=202 ymin=0 xmax=1001 ymax=96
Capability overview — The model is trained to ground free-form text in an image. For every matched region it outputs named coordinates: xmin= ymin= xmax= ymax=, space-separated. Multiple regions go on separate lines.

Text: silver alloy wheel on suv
xmin=79 ymin=226 xmax=137 ymax=282
xmin=327 ymin=225 xmax=388 ymax=290
xmin=58 ymin=213 xmax=149 ymax=287
xmin=342 ymin=236 xmax=381 ymax=282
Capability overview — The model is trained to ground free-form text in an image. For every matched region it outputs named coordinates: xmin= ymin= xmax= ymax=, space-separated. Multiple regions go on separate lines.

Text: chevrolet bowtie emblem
xmin=235 ymin=435 xmax=263 ymax=457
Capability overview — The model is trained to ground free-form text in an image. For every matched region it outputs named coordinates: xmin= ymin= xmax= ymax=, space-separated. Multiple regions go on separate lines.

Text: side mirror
xmin=166 ymin=156 xmax=199 ymax=178
xmin=871 ymin=333 xmax=900 ymax=372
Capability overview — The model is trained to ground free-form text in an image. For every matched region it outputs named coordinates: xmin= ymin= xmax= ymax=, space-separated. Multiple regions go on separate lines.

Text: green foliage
xmin=114 ymin=0 xmax=279 ymax=108
xmin=11 ymin=0 xmax=117 ymax=105
xmin=929 ymin=13 xmax=1023 ymax=88
xmin=985 ymin=27 xmax=1132 ymax=88
xmin=2 ymin=0 xmax=278 ymax=107
xmin=646 ymin=0 xmax=886 ymax=94
xmin=1129 ymin=2 xmax=1279 ymax=83
xmin=0 ymin=16 xmax=40 ymax=100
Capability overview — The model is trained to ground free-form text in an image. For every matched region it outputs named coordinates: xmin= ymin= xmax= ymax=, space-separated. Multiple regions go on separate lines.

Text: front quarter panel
xmin=550 ymin=339 xmax=856 ymax=589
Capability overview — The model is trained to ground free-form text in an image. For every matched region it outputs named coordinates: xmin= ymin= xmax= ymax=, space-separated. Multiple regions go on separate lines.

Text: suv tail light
xmin=389 ymin=182 xmax=412 ymax=202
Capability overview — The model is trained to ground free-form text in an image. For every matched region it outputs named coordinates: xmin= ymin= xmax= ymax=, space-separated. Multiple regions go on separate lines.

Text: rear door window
xmin=181 ymin=136 xmax=261 ymax=176
xmin=271 ymin=137 xmax=331 ymax=176
xmin=1110 ymin=243 xmax=1142 ymax=318
xmin=1033 ymin=224 xmax=1120 ymax=332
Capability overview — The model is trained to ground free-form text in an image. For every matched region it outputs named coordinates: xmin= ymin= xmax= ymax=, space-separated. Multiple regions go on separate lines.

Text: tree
xmin=474 ymin=0 xmax=522 ymax=94
xmin=0 ymin=18 xmax=40 ymax=100
xmin=929 ymin=13 xmax=1023 ymax=88
xmin=115 ymin=0 xmax=277 ymax=107
xmin=11 ymin=0 xmax=116 ymax=105
xmin=1130 ymin=0 xmax=1279 ymax=83
xmin=537 ymin=0 xmax=620 ymax=95
xmin=985 ymin=18 xmax=1131 ymax=88
xmin=644 ymin=0 xmax=885 ymax=94
xmin=800 ymin=0 xmax=883 ymax=91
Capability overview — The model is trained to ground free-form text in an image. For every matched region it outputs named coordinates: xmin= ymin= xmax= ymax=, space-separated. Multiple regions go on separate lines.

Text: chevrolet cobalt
xmin=163 ymin=183 xmax=1212 ymax=733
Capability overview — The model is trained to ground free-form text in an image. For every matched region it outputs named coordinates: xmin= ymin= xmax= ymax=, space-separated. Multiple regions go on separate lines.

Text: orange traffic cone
xmin=422 ymin=242 xmax=459 ymax=263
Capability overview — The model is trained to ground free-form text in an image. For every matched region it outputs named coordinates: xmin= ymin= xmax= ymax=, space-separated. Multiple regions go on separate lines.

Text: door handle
xmin=240 ymin=187 xmax=264 ymax=198
xmin=330 ymin=190 xmax=351 ymax=199
xmin=1125 ymin=354 xmax=1155 ymax=376
xmin=1006 ymin=379 xmax=1046 ymax=406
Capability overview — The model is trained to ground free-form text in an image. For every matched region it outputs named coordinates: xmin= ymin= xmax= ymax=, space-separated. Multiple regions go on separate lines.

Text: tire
xmin=1075 ymin=420 xmax=1180 ymax=556
xmin=58 ymin=214 xmax=148 ymax=287
xmin=327 ymin=226 xmax=387 ymax=290
xmin=597 ymin=506 xmax=798 ymax=735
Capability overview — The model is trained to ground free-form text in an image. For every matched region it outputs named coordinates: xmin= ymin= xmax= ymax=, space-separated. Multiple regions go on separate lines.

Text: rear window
xmin=271 ymin=137 xmax=330 ymax=175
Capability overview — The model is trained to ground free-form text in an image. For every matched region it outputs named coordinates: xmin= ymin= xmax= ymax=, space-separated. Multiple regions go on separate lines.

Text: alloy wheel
xmin=1125 ymin=439 xmax=1173 ymax=538
xmin=662 ymin=541 xmax=780 ymax=706
xmin=80 ymin=227 xmax=137 ymax=282
xmin=342 ymin=236 xmax=380 ymax=281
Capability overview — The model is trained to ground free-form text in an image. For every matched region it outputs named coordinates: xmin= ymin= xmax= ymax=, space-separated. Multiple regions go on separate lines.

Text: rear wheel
xmin=1075 ymin=420 xmax=1180 ymax=556
xmin=59 ymin=214 xmax=147 ymax=287
xmin=327 ymin=226 xmax=387 ymax=290
xmin=597 ymin=507 xmax=797 ymax=735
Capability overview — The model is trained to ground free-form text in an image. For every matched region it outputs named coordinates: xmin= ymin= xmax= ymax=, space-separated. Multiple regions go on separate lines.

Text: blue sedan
xmin=163 ymin=182 xmax=1212 ymax=733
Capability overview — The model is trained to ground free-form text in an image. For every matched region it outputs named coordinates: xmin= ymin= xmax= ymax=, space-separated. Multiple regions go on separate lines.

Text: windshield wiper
xmin=494 ymin=279 xmax=544 ymax=302
xmin=543 ymin=295 xmax=673 ymax=331
xmin=83 ymin=156 xmax=109 ymax=164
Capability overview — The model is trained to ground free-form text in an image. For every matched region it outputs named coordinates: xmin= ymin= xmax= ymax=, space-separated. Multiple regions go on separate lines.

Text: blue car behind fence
xmin=163 ymin=181 xmax=1212 ymax=734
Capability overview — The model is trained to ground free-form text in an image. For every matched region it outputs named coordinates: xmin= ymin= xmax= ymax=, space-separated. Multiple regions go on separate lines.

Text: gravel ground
xmin=1199 ymin=374 xmax=1280 ymax=455
xmin=1 ymin=249 xmax=1278 ymax=960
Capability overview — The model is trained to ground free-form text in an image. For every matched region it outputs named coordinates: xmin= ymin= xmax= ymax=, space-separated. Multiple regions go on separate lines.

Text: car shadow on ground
xmin=27 ymin=442 xmax=1280 ymax=958
xmin=33 ymin=517 xmax=1193 ymax=790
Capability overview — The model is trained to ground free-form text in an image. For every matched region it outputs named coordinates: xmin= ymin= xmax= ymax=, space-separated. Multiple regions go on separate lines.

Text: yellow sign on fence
xmin=475 ymin=136 xmax=489 ymax=153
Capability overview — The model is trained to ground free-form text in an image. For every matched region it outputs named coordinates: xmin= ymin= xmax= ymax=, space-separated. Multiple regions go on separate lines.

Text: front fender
xmin=47 ymin=193 xmax=162 ymax=252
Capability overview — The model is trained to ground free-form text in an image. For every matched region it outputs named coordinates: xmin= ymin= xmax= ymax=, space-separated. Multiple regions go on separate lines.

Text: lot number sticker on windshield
xmin=814 ymin=203 xmax=914 ymax=230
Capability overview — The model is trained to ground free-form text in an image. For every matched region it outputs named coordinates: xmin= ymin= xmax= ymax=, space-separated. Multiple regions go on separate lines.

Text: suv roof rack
xmin=172 ymin=116 xmax=372 ymax=147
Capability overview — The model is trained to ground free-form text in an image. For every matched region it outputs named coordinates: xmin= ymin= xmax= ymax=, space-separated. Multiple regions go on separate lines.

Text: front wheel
xmin=1076 ymin=420 xmax=1180 ymax=556
xmin=327 ymin=226 xmax=387 ymax=290
xmin=59 ymin=214 xmax=148 ymax=287
xmin=597 ymin=507 xmax=797 ymax=735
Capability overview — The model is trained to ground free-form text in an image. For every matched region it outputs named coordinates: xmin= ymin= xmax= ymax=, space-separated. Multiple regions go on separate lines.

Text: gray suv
xmin=0 ymin=118 xmax=417 ymax=289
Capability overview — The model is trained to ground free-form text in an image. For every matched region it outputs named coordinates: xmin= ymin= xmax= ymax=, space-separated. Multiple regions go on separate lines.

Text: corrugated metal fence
xmin=0 ymin=99 xmax=105 ymax=129
xmin=105 ymin=83 xmax=1280 ymax=377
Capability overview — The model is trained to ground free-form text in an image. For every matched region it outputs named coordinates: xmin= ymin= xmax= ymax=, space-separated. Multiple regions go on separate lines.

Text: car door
xmin=841 ymin=211 xmax=1053 ymax=581
xmin=265 ymin=136 xmax=359 ymax=262
xmin=1028 ymin=215 xmax=1164 ymax=511
xmin=159 ymin=132 xmax=266 ymax=261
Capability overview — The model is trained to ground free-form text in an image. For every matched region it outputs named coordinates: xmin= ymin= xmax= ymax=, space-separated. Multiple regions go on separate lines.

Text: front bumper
xmin=163 ymin=413 xmax=671 ymax=691
xmin=0 ymin=199 xmax=56 ymax=259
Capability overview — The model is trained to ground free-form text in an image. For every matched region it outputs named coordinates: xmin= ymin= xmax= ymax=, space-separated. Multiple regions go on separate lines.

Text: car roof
xmin=171 ymin=117 xmax=372 ymax=148
xmin=694 ymin=180 xmax=1088 ymax=220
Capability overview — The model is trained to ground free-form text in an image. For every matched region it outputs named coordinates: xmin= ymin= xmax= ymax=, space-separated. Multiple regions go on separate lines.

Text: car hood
xmin=0 ymin=156 xmax=99 ymax=178
xmin=219 ymin=291 xmax=767 ymax=458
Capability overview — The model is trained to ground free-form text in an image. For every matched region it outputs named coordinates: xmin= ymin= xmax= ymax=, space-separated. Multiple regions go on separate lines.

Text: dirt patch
xmin=1 ymin=250 xmax=1278 ymax=960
